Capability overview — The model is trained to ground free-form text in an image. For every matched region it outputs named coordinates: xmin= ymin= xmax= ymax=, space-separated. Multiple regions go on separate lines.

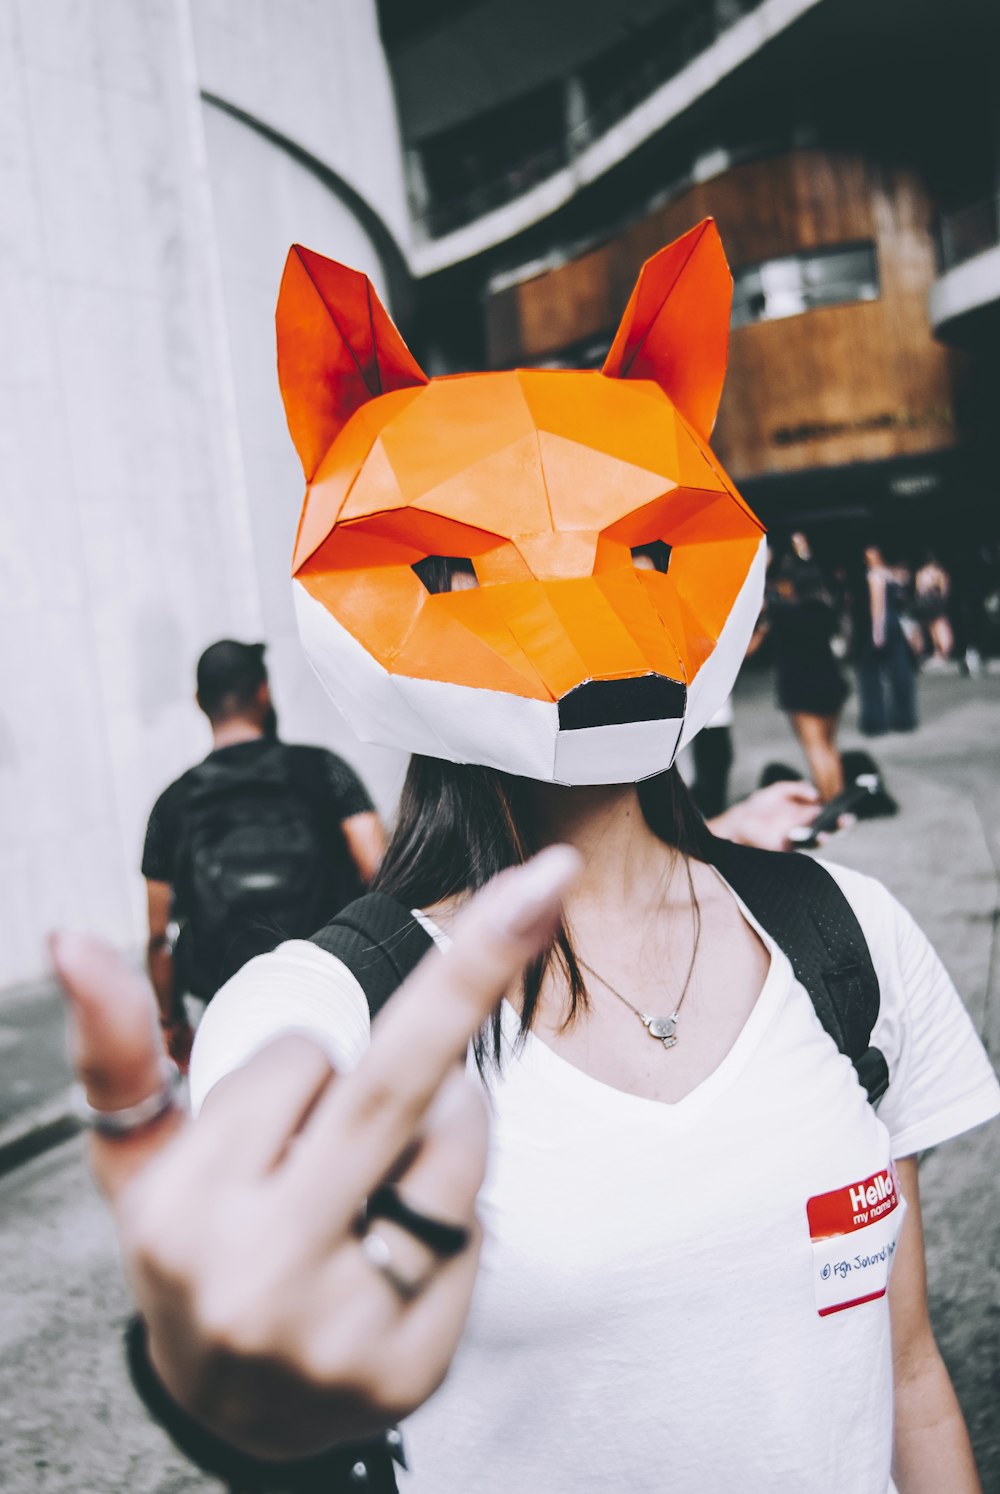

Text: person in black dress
xmin=760 ymin=559 xmax=849 ymax=800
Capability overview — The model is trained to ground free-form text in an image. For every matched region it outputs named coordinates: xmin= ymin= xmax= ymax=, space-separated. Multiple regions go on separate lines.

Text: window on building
xmin=731 ymin=243 xmax=879 ymax=328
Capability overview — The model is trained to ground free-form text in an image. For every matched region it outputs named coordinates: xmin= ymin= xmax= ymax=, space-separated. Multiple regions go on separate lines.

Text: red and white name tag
xmin=807 ymin=1166 xmax=906 ymax=1316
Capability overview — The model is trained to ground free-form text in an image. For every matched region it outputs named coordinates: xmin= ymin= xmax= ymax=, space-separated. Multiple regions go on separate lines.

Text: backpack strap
xmin=303 ymin=890 xmax=427 ymax=1494
xmin=705 ymin=836 xmax=889 ymax=1106
xmin=310 ymin=891 xmax=434 ymax=1020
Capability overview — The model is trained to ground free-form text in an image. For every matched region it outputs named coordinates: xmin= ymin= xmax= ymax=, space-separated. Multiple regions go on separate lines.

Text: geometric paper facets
xmin=279 ymin=221 xmax=767 ymax=785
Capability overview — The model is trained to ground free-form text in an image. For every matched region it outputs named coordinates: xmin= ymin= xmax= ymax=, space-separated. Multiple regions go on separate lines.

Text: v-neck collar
xmin=505 ymin=870 xmax=791 ymax=1121
xmin=415 ymin=873 xmax=792 ymax=1121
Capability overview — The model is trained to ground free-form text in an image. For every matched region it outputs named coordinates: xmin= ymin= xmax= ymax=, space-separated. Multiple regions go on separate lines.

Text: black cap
xmin=196 ymin=640 xmax=267 ymax=716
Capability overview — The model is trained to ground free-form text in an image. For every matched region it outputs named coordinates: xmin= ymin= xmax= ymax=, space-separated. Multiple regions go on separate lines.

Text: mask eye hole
xmin=631 ymin=541 xmax=671 ymax=575
xmin=412 ymin=556 xmax=480 ymax=594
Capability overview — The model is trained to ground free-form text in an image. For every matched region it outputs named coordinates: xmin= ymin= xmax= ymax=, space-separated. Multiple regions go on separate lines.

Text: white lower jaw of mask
xmin=293 ymin=537 xmax=765 ymax=785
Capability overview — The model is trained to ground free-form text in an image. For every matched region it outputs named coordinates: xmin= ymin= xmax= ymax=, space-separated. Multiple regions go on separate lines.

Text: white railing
xmin=938 ymin=195 xmax=1000 ymax=272
xmin=414 ymin=0 xmax=759 ymax=241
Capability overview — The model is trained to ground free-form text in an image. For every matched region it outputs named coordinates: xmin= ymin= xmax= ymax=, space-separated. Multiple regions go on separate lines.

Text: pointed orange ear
xmin=602 ymin=219 xmax=731 ymax=441
xmin=276 ymin=245 xmax=428 ymax=481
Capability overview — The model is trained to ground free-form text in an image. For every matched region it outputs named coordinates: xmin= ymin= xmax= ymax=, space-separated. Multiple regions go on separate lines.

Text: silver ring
xmin=75 ymin=1062 xmax=184 ymax=1138
xmin=361 ymin=1229 xmax=435 ymax=1303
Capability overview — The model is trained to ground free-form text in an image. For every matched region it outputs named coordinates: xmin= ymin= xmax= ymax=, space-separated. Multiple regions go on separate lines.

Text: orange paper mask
xmin=277 ymin=220 xmax=765 ymax=784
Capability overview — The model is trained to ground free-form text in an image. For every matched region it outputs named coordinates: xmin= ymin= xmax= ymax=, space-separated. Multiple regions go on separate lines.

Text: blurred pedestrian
xmin=753 ymin=560 xmax=848 ymax=800
xmin=142 ymin=640 xmax=386 ymax=1065
xmin=789 ymin=529 xmax=814 ymax=566
xmin=855 ymin=545 xmax=918 ymax=736
xmin=689 ymin=696 xmax=734 ymax=818
xmin=914 ymin=554 xmax=954 ymax=667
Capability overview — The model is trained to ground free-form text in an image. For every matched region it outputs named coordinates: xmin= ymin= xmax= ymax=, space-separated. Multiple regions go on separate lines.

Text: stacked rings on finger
xmin=367 ymin=1185 xmax=471 ymax=1258
xmin=361 ymin=1185 xmax=472 ymax=1303
xmin=75 ymin=1062 xmax=184 ymax=1138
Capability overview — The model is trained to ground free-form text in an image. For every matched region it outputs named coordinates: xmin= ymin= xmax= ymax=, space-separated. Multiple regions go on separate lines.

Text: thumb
xmin=50 ymin=933 xmax=184 ymax=1192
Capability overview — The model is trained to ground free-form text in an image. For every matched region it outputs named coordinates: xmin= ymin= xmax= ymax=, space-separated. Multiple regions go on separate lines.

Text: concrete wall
xmin=198 ymin=98 xmax=408 ymax=810
xmin=0 ymin=0 xmax=408 ymax=987
xmin=191 ymin=0 xmax=411 ymax=248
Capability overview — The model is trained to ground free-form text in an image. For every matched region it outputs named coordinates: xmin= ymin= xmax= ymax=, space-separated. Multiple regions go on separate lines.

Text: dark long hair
xmin=372 ymin=757 xmax=708 ymax=1068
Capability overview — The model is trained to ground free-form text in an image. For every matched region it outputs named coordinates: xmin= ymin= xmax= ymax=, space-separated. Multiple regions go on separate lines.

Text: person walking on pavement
xmin=914 ymin=554 xmax=954 ymax=667
xmin=752 ymin=559 xmax=849 ymax=801
xmin=855 ymin=545 xmax=918 ymax=736
xmin=142 ymin=640 xmax=386 ymax=1065
xmin=688 ymin=696 xmax=735 ymax=819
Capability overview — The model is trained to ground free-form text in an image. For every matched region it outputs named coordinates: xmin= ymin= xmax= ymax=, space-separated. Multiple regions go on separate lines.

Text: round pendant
xmin=646 ymin=1016 xmax=677 ymax=1040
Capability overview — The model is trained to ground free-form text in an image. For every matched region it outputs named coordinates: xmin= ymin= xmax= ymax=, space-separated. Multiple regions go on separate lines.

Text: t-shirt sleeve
xmin=188 ymin=941 xmax=371 ymax=1114
xmin=824 ymin=863 xmax=1000 ymax=1157
xmin=141 ymin=785 xmax=180 ymax=882
xmin=319 ymin=750 xmax=375 ymax=820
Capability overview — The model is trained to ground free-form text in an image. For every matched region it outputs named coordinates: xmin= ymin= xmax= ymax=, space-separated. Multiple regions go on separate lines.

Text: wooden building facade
xmin=485 ymin=150 xmax=963 ymax=497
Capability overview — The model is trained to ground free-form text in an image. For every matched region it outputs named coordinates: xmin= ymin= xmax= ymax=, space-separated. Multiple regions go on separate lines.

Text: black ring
xmin=367 ymin=1185 xmax=471 ymax=1259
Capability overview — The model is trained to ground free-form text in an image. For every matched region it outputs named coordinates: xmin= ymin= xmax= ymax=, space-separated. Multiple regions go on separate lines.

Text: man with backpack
xmin=142 ymin=639 xmax=386 ymax=1065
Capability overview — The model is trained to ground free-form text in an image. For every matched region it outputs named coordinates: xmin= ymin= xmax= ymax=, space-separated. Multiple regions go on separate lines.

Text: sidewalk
xmin=0 ymin=978 xmax=78 ymax=1174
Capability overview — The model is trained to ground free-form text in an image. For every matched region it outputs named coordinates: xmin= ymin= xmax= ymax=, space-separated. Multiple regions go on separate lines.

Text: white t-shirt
xmin=190 ymin=863 xmax=1000 ymax=1494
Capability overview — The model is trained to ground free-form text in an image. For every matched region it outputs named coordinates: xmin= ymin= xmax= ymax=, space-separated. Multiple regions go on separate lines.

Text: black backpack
xmin=173 ymin=745 xmax=355 ymax=998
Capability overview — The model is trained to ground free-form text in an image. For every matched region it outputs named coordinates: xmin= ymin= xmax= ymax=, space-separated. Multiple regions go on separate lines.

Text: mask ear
xmin=276 ymin=245 xmax=428 ymax=481
xmin=602 ymin=219 xmax=731 ymax=441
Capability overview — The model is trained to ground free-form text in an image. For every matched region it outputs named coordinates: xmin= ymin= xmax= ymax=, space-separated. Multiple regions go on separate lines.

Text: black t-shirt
xmin=141 ymin=738 xmax=374 ymax=886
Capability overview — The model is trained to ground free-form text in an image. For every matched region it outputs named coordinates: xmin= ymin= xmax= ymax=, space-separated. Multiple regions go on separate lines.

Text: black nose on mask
xmin=557 ymin=675 xmax=687 ymax=731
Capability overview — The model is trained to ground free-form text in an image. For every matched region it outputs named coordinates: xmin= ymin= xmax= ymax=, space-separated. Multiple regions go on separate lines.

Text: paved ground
xmin=0 ymin=669 xmax=998 ymax=1491
xmin=0 ymin=980 xmax=73 ymax=1131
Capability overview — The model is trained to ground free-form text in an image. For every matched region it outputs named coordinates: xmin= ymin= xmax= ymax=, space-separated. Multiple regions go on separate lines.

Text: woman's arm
xmin=889 ymin=1156 xmax=981 ymax=1494
xmin=744 ymin=616 xmax=769 ymax=658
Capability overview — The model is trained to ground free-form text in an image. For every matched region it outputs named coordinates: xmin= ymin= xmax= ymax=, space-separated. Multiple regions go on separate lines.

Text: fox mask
xmin=277 ymin=219 xmax=765 ymax=785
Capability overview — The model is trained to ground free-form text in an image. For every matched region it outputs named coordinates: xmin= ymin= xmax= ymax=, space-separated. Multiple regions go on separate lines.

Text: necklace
xmin=576 ymin=886 xmax=701 ymax=1051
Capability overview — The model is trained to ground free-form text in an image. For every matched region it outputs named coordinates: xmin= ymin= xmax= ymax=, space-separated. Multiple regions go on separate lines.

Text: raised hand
xmin=52 ymin=846 xmax=580 ymax=1461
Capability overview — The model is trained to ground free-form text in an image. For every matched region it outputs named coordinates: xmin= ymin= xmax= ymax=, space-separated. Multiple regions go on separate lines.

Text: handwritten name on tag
xmin=807 ymin=1167 xmax=906 ymax=1317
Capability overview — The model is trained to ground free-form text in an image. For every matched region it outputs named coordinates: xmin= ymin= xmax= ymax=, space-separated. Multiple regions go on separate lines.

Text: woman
xmin=915 ymin=554 xmax=954 ymax=666
xmin=757 ymin=557 xmax=849 ymax=800
xmin=55 ymin=227 xmax=998 ymax=1494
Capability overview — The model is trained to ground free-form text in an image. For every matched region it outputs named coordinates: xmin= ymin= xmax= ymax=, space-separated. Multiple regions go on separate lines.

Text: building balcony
xmin=930 ymin=196 xmax=1000 ymax=346
xmin=405 ymin=0 xmax=823 ymax=275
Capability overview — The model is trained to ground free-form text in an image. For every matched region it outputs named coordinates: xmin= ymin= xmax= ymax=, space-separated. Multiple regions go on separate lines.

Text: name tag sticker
xmin=807 ymin=1166 xmax=907 ymax=1317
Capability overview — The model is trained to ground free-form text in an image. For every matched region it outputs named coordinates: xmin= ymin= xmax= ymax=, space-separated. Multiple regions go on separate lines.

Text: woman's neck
xmin=526 ymin=781 xmax=680 ymax=919
xmin=421 ymin=779 xmax=683 ymax=932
